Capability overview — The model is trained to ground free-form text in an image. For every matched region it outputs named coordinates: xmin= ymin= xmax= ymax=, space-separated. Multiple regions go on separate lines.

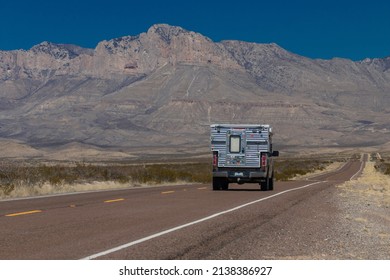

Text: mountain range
xmin=1 ymin=24 xmax=389 ymax=160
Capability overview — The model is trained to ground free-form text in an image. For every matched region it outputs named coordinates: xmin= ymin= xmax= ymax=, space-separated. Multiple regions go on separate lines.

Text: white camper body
xmin=210 ymin=124 xmax=279 ymax=191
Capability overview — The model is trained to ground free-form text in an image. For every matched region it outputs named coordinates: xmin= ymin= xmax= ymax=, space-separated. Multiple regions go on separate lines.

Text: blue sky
xmin=1 ymin=0 xmax=389 ymax=61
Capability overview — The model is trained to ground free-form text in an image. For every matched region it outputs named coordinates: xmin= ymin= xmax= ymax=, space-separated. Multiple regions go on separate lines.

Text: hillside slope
xmin=1 ymin=24 xmax=389 ymax=160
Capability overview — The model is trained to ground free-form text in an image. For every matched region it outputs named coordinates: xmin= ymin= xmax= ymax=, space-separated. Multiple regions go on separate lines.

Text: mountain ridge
xmin=0 ymin=24 xmax=389 ymax=160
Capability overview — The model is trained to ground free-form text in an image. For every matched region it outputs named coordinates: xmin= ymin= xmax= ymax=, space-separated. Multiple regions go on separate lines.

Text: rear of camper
xmin=210 ymin=124 xmax=279 ymax=191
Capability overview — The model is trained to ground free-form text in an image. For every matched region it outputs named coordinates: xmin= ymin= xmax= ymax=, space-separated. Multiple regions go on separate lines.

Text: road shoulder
xmin=335 ymin=160 xmax=390 ymax=259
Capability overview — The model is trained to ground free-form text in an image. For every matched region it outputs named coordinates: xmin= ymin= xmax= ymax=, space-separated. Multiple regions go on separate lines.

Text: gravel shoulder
xmin=335 ymin=160 xmax=390 ymax=259
xmin=264 ymin=158 xmax=390 ymax=259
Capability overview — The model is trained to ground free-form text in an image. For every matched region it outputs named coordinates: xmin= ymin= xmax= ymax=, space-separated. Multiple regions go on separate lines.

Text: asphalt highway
xmin=0 ymin=157 xmax=365 ymax=259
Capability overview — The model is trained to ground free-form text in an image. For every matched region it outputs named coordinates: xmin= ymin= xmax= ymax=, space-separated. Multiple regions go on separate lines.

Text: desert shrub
xmin=0 ymin=161 xmax=212 ymax=195
xmin=0 ymin=157 xmax=340 ymax=196
xmin=374 ymin=162 xmax=390 ymax=175
xmin=129 ymin=163 xmax=211 ymax=184
xmin=274 ymin=159 xmax=332 ymax=181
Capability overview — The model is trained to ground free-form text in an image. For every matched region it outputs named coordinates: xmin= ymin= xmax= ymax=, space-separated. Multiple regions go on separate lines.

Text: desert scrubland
xmin=0 ymin=152 xmax=363 ymax=199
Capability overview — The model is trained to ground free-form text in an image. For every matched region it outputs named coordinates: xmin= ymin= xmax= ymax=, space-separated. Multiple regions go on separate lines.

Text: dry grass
xmin=274 ymin=158 xmax=339 ymax=181
xmin=0 ymin=154 xmax=349 ymax=199
xmin=0 ymin=162 xmax=211 ymax=199
xmin=335 ymin=154 xmax=390 ymax=259
xmin=6 ymin=180 xmax=192 ymax=199
xmin=291 ymin=161 xmax=344 ymax=180
xmin=337 ymin=158 xmax=390 ymax=207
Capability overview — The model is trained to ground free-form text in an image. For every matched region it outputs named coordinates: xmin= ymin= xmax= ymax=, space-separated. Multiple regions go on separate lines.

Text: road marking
xmin=350 ymin=156 xmax=366 ymax=180
xmin=104 ymin=198 xmax=124 ymax=203
xmin=5 ymin=210 xmax=42 ymax=217
xmin=197 ymin=187 xmax=207 ymax=190
xmin=161 ymin=191 xmax=175 ymax=195
xmin=81 ymin=180 xmax=325 ymax=260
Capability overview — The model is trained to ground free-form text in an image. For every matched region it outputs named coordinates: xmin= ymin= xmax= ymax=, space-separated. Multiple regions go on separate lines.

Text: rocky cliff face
xmin=0 ymin=24 xmax=242 ymax=81
xmin=1 ymin=24 xmax=389 ymax=160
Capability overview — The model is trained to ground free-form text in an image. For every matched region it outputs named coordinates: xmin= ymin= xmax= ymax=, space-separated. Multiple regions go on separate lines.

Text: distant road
xmin=0 ymin=156 xmax=365 ymax=259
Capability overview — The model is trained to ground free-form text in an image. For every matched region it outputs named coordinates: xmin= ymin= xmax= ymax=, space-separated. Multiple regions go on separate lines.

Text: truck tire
xmin=212 ymin=178 xmax=221 ymax=190
xmin=260 ymin=179 xmax=269 ymax=191
xmin=213 ymin=178 xmax=229 ymax=191
xmin=221 ymin=181 xmax=229 ymax=190
xmin=268 ymin=172 xmax=274 ymax=191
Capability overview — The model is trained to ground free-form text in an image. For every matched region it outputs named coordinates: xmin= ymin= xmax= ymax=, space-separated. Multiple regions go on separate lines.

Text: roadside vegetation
xmin=0 ymin=161 xmax=210 ymax=197
xmin=338 ymin=153 xmax=390 ymax=207
xmin=0 ymin=154 xmax=351 ymax=198
xmin=372 ymin=152 xmax=390 ymax=175
xmin=273 ymin=158 xmax=335 ymax=181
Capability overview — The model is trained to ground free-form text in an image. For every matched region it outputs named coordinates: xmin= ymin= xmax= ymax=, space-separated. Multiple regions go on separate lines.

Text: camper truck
xmin=210 ymin=124 xmax=279 ymax=191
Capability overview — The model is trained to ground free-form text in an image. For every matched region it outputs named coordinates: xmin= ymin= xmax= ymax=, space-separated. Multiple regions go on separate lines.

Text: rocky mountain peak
xmin=360 ymin=56 xmax=390 ymax=71
xmin=97 ymin=35 xmax=140 ymax=55
xmin=93 ymin=23 xmax=241 ymax=75
xmin=30 ymin=41 xmax=87 ymax=59
xmin=147 ymin=24 xmax=190 ymax=44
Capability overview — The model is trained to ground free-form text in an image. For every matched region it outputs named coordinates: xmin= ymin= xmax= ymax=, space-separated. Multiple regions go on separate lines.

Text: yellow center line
xmin=197 ymin=187 xmax=207 ymax=190
xmin=5 ymin=210 xmax=42 ymax=217
xmin=161 ymin=191 xmax=175 ymax=195
xmin=104 ymin=198 xmax=125 ymax=203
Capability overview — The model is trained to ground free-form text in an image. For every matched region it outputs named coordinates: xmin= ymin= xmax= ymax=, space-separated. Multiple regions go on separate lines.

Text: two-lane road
xmin=0 ymin=157 xmax=365 ymax=259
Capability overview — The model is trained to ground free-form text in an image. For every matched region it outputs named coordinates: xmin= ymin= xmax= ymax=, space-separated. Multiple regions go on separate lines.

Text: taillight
xmin=213 ymin=152 xmax=218 ymax=168
xmin=261 ymin=154 xmax=267 ymax=168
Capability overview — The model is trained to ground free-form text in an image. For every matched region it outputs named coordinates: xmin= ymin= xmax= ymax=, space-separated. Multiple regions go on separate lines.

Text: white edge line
xmin=81 ymin=180 xmax=325 ymax=260
xmin=350 ymin=158 xmax=365 ymax=180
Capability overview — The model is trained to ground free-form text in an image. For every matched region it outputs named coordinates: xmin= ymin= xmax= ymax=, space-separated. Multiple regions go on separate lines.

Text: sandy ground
xmin=335 ymin=159 xmax=390 ymax=259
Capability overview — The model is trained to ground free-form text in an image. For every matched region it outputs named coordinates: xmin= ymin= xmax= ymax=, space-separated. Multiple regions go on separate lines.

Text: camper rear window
xmin=230 ymin=135 xmax=241 ymax=153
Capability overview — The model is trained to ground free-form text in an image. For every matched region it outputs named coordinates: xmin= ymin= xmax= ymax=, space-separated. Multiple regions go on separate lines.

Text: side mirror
xmin=272 ymin=151 xmax=279 ymax=157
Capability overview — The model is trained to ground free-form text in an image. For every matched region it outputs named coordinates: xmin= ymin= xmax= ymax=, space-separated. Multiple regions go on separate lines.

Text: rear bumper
xmin=213 ymin=170 xmax=267 ymax=179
